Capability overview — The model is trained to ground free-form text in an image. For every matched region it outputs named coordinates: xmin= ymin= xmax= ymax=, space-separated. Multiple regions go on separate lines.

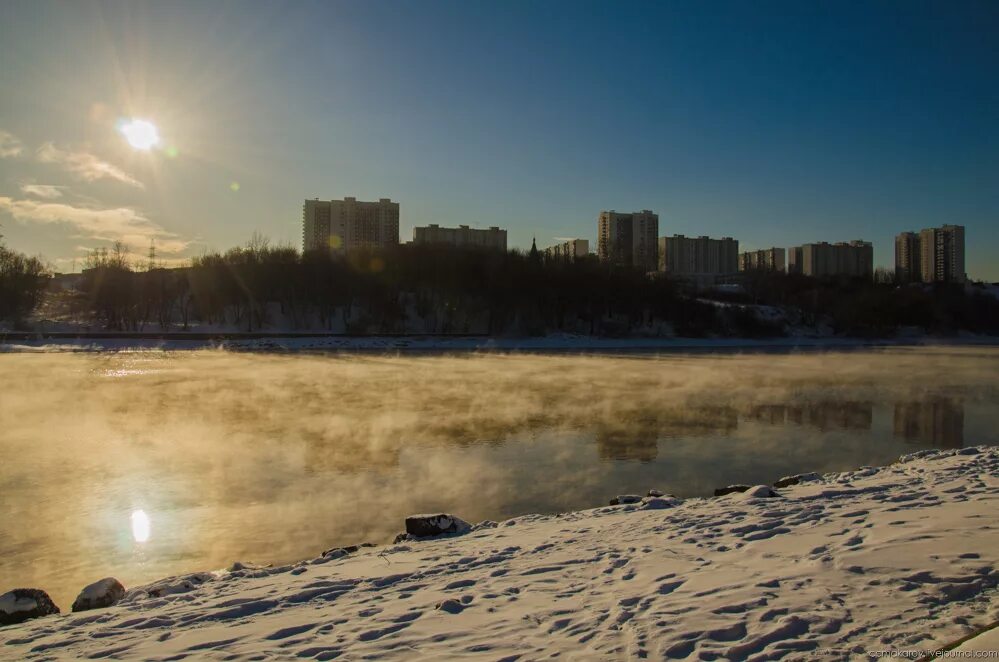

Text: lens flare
xmin=131 ymin=509 xmax=151 ymax=543
xmin=119 ymin=119 xmax=160 ymax=150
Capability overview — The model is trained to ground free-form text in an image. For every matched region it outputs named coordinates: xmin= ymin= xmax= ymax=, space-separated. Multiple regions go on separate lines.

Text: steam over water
xmin=2 ymin=347 xmax=998 ymax=609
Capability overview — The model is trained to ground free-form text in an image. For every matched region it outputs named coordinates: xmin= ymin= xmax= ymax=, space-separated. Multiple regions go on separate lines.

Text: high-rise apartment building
xmin=658 ymin=235 xmax=739 ymax=276
xmin=918 ymin=225 xmax=965 ymax=283
xmin=543 ymin=238 xmax=589 ymax=262
xmin=894 ymin=232 xmax=921 ymax=283
xmin=303 ymin=197 xmax=399 ymax=253
xmin=787 ymin=240 xmax=873 ymax=278
xmin=738 ymin=247 xmax=786 ymax=272
xmin=597 ymin=210 xmax=659 ymax=271
xmin=412 ymin=224 xmax=507 ymax=251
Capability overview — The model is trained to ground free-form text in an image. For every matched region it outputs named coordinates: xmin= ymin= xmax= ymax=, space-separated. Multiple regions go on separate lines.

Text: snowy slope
xmin=1 ymin=448 xmax=997 ymax=660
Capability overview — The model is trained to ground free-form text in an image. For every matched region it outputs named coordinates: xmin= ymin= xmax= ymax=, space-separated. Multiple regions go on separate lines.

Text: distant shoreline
xmin=3 ymin=332 xmax=999 ymax=353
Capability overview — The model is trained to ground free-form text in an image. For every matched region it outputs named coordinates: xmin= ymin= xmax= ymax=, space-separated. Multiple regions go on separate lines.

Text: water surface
xmin=1 ymin=347 xmax=997 ymax=609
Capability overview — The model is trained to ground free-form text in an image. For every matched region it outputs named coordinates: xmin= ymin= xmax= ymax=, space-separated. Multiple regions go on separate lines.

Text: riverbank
xmin=3 ymin=331 xmax=999 ymax=353
xmin=2 ymin=447 xmax=997 ymax=660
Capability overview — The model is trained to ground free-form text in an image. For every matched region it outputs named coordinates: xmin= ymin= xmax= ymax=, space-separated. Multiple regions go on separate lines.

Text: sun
xmin=119 ymin=119 xmax=160 ymax=150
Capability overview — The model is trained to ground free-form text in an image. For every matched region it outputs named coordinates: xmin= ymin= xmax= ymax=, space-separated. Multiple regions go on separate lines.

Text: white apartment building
xmin=597 ymin=210 xmax=658 ymax=271
xmin=303 ymin=197 xmax=399 ymax=253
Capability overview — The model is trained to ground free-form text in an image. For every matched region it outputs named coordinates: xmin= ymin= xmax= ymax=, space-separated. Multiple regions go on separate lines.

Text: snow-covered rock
xmin=120 ymin=572 xmax=215 ymax=603
xmin=0 ymin=588 xmax=59 ymax=626
xmin=773 ymin=472 xmax=821 ymax=488
xmin=740 ymin=484 xmax=781 ymax=499
xmin=639 ymin=496 xmax=681 ymax=510
xmin=403 ymin=513 xmax=471 ymax=538
xmin=714 ymin=484 xmax=751 ymax=496
xmin=71 ymin=577 xmax=125 ymax=612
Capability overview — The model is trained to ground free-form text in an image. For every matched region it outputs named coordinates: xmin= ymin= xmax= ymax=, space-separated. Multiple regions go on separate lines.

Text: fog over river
xmin=2 ymin=347 xmax=998 ymax=609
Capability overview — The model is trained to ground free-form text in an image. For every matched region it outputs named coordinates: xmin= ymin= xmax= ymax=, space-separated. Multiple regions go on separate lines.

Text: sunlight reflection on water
xmin=131 ymin=510 xmax=151 ymax=543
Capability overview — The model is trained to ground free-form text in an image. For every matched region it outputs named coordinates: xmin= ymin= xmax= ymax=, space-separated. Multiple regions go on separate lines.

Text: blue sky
xmin=0 ymin=0 xmax=996 ymax=278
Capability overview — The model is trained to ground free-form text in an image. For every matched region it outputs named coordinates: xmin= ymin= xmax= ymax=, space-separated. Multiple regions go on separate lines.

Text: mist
xmin=1 ymin=347 xmax=998 ymax=608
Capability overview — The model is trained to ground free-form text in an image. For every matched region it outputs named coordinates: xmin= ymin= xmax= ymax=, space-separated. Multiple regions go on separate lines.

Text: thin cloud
xmin=36 ymin=142 xmax=144 ymax=189
xmin=0 ymin=196 xmax=188 ymax=255
xmin=19 ymin=183 xmax=65 ymax=199
xmin=0 ymin=130 xmax=23 ymax=158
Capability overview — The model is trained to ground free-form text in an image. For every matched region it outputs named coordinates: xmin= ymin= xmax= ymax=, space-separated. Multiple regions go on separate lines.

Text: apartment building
xmin=412 ymin=224 xmax=507 ymax=251
xmin=894 ymin=232 xmax=921 ymax=283
xmin=918 ymin=225 xmax=966 ymax=283
xmin=787 ymin=240 xmax=873 ymax=278
xmin=597 ymin=210 xmax=659 ymax=271
xmin=303 ymin=197 xmax=399 ymax=253
xmin=543 ymin=238 xmax=589 ymax=262
xmin=659 ymin=235 xmax=739 ymax=276
xmin=738 ymin=247 xmax=786 ymax=272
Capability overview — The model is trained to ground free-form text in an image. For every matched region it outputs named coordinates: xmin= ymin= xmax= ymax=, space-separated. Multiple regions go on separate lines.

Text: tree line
xmin=0 ymin=237 xmax=49 ymax=325
xmin=3 ymin=235 xmax=998 ymax=338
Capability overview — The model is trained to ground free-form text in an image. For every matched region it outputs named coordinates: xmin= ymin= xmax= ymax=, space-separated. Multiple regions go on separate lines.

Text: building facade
xmin=597 ymin=210 xmax=658 ymax=271
xmin=788 ymin=240 xmax=873 ymax=278
xmin=543 ymin=238 xmax=589 ymax=262
xmin=738 ymin=247 xmax=786 ymax=272
xmin=894 ymin=232 xmax=921 ymax=283
xmin=658 ymin=235 xmax=739 ymax=276
xmin=918 ymin=225 xmax=965 ymax=283
xmin=303 ymin=197 xmax=399 ymax=253
xmin=412 ymin=224 xmax=507 ymax=251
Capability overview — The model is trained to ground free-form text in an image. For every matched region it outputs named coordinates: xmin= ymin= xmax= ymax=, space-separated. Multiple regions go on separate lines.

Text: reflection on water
xmin=131 ymin=510 xmax=150 ymax=543
xmin=0 ymin=348 xmax=997 ymax=609
xmin=893 ymin=398 xmax=964 ymax=448
xmin=745 ymin=401 xmax=874 ymax=431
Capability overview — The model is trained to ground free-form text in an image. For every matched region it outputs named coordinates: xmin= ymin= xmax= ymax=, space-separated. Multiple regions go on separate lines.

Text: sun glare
xmin=131 ymin=509 xmax=151 ymax=543
xmin=119 ymin=119 xmax=160 ymax=150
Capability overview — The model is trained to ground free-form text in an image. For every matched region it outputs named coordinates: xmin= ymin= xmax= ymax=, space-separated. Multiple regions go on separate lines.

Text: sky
xmin=0 ymin=0 xmax=997 ymax=278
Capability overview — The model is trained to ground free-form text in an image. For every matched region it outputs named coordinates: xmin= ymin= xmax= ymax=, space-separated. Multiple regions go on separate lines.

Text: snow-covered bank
xmin=3 ymin=448 xmax=997 ymax=660
xmin=3 ymin=332 xmax=999 ymax=353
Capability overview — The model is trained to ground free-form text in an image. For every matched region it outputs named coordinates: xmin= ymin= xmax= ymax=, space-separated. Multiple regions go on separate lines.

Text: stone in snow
xmin=773 ymin=472 xmax=820 ymax=488
xmin=608 ymin=495 xmax=643 ymax=506
xmin=0 ymin=588 xmax=60 ymax=626
xmin=714 ymin=484 xmax=752 ymax=497
xmin=404 ymin=513 xmax=471 ymax=538
xmin=639 ymin=496 xmax=680 ymax=510
xmin=436 ymin=598 xmax=465 ymax=614
xmin=742 ymin=485 xmax=781 ymax=499
xmin=71 ymin=577 xmax=126 ymax=613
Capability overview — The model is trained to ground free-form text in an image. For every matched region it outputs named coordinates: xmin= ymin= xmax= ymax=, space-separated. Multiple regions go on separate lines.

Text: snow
xmin=954 ymin=625 xmax=999 ymax=652
xmin=75 ymin=578 xmax=118 ymax=602
xmin=0 ymin=593 xmax=36 ymax=615
xmin=2 ymin=447 xmax=997 ymax=659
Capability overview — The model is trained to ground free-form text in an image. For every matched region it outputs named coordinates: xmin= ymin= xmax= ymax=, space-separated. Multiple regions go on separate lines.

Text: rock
xmin=647 ymin=489 xmax=665 ymax=497
xmin=742 ymin=485 xmax=781 ymax=499
xmin=714 ymin=484 xmax=752 ymax=497
xmin=404 ymin=513 xmax=471 ymax=538
xmin=71 ymin=577 xmax=125 ymax=613
xmin=640 ymin=496 xmax=680 ymax=510
xmin=320 ymin=543 xmax=373 ymax=558
xmin=609 ymin=494 xmax=643 ymax=506
xmin=0 ymin=588 xmax=60 ymax=626
xmin=436 ymin=598 xmax=464 ymax=614
xmin=773 ymin=472 xmax=820 ymax=488
xmin=393 ymin=532 xmax=410 ymax=544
